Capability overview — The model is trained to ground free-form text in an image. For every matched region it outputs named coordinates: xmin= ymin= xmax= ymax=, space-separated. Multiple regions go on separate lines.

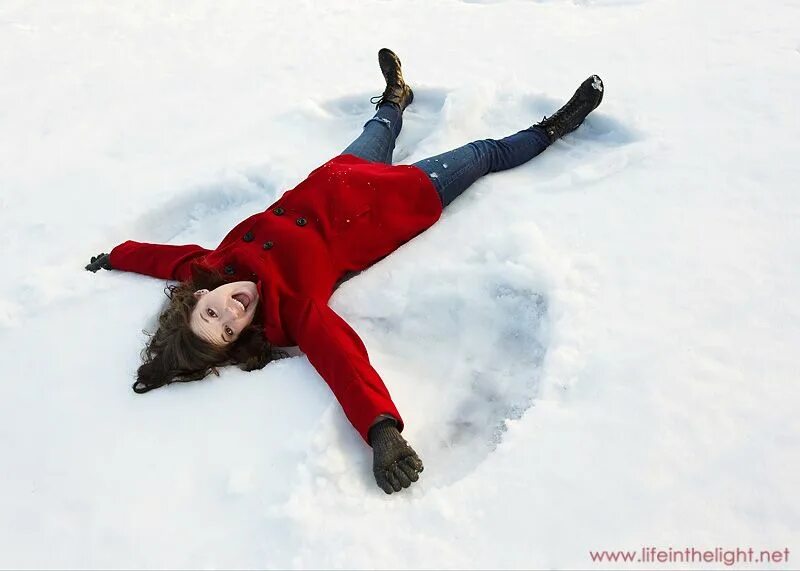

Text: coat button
xmin=273 ymin=207 xmax=285 ymax=216
xmin=243 ymin=231 xmax=254 ymax=242
xmin=262 ymin=241 xmax=274 ymax=250
xmin=296 ymin=217 xmax=307 ymax=227
xmin=224 ymin=264 xmax=235 ymax=275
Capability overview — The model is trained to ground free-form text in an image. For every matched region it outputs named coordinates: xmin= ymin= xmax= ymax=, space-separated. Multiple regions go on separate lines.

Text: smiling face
xmin=189 ymin=281 xmax=260 ymax=347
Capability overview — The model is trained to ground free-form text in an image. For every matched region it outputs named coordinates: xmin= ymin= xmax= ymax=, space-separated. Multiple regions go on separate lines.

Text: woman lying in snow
xmin=85 ymin=49 xmax=603 ymax=495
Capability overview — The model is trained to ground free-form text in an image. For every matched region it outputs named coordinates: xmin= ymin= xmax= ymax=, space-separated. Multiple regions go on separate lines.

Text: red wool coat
xmin=110 ymin=154 xmax=443 ymax=443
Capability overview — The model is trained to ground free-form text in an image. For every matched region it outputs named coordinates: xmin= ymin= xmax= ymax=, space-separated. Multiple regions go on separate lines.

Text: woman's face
xmin=189 ymin=281 xmax=260 ymax=346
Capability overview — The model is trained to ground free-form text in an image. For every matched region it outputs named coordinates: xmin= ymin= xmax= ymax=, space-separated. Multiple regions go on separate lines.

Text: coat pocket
xmin=332 ymin=204 xmax=372 ymax=235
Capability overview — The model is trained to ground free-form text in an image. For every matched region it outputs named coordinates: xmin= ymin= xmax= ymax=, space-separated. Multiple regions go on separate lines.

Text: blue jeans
xmin=340 ymin=103 xmax=551 ymax=207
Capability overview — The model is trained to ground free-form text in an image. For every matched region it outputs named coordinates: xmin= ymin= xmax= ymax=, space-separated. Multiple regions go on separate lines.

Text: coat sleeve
xmin=283 ymin=296 xmax=404 ymax=444
xmin=109 ymin=240 xmax=210 ymax=282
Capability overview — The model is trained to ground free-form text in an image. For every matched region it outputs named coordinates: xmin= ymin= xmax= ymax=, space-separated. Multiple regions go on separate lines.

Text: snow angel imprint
xmin=85 ymin=48 xmax=604 ymax=495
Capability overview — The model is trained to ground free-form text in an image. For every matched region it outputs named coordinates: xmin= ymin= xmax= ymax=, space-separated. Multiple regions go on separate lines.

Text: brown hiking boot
xmin=535 ymin=75 xmax=604 ymax=142
xmin=370 ymin=48 xmax=414 ymax=111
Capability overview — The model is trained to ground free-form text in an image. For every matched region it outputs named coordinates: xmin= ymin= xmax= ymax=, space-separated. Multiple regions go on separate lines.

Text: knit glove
xmin=368 ymin=418 xmax=424 ymax=494
xmin=85 ymin=252 xmax=113 ymax=272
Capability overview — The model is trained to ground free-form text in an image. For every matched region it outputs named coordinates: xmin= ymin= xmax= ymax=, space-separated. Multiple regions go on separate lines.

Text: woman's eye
xmin=207 ymin=308 xmax=216 ymax=318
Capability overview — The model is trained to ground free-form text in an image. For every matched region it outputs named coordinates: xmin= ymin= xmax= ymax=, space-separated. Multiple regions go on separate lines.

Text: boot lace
xmin=370 ymin=84 xmax=404 ymax=110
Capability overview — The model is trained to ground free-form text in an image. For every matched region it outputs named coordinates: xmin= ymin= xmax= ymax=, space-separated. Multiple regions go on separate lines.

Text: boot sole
xmin=585 ymin=75 xmax=604 ymax=111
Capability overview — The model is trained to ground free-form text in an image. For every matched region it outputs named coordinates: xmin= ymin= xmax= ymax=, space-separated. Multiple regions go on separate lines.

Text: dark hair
xmin=133 ymin=264 xmax=287 ymax=393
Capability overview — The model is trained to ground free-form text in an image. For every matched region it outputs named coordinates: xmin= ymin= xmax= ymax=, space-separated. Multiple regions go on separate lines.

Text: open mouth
xmin=232 ymin=293 xmax=251 ymax=311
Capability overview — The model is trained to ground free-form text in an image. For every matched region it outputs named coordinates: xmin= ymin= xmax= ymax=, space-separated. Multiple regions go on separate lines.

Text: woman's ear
xmin=194 ymin=289 xmax=209 ymax=298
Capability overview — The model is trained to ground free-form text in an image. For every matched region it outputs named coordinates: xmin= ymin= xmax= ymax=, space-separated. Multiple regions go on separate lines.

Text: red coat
xmin=110 ymin=154 xmax=443 ymax=443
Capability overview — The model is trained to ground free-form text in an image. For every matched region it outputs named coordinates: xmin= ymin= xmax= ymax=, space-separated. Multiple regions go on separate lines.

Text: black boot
xmin=535 ymin=75 xmax=604 ymax=142
xmin=370 ymin=48 xmax=414 ymax=111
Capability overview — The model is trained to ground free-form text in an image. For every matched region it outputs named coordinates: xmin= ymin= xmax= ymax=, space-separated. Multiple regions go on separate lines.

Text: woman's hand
xmin=368 ymin=418 xmax=424 ymax=494
xmin=85 ymin=252 xmax=113 ymax=272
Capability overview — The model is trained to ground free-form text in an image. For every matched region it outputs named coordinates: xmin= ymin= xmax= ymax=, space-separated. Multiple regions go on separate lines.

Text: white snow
xmin=1 ymin=0 xmax=799 ymax=568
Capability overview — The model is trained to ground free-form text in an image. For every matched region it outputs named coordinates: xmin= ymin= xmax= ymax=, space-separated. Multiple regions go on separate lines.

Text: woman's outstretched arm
xmin=101 ymin=240 xmax=210 ymax=281
xmin=284 ymin=296 xmax=423 ymax=493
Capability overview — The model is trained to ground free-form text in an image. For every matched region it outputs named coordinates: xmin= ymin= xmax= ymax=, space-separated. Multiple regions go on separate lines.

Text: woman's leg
xmin=412 ymin=126 xmax=551 ymax=207
xmin=340 ymin=102 xmax=403 ymax=164
xmin=414 ymin=75 xmax=605 ymax=207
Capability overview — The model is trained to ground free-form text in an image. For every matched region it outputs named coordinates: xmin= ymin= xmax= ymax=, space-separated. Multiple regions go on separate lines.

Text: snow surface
xmin=1 ymin=0 xmax=799 ymax=568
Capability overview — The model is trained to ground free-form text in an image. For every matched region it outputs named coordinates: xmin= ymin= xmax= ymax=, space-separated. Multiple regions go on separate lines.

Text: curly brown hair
xmin=133 ymin=264 xmax=287 ymax=393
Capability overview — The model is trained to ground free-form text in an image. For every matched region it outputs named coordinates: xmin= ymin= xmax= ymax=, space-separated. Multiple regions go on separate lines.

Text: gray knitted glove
xmin=85 ymin=252 xmax=113 ymax=272
xmin=368 ymin=418 xmax=424 ymax=494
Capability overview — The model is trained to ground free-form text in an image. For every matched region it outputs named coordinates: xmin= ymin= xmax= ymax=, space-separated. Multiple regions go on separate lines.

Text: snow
xmin=1 ymin=0 xmax=799 ymax=568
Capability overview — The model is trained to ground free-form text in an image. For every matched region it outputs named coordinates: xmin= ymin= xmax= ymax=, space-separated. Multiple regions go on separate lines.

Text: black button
xmin=224 ymin=264 xmax=235 ymax=275
xmin=296 ymin=217 xmax=307 ymax=226
xmin=262 ymin=241 xmax=274 ymax=250
xmin=273 ymin=207 xmax=285 ymax=216
xmin=243 ymin=231 xmax=254 ymax=242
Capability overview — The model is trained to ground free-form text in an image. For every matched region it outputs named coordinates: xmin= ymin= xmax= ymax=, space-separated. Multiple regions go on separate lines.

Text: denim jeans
xmin=341 ymin=103 xmax=404 ymax=164
xmin=340 ymin=103 xmax=551 ymax=207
